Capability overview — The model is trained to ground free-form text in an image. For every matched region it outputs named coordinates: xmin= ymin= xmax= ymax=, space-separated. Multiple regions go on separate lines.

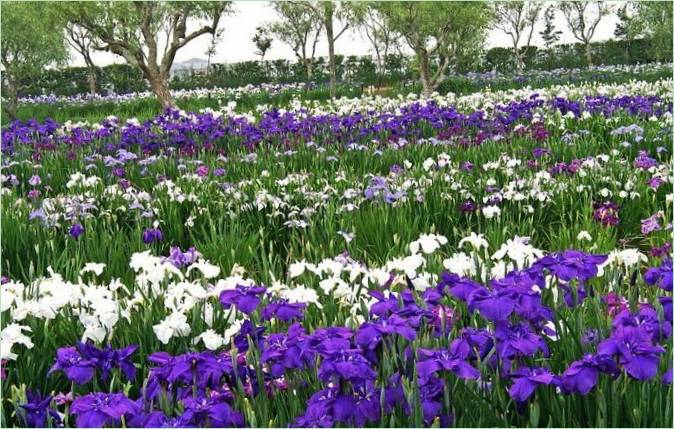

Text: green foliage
xmin=636 ymin=1 xmax=674 ymax=62
xmin=0 ymin=1 xmax=68 ymax=117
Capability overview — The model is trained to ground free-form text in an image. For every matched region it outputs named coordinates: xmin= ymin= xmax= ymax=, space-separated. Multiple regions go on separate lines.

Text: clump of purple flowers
xmin=593 ymin=201 xmax=620 ymax=226
xmin=142 ymin=227 xmax=163 ymax=244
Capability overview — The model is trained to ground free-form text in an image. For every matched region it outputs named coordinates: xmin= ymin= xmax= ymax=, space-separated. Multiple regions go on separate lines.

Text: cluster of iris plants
xmin=0 ymin=72 xmax=672 ymax=428
xmin=5 ymin=62 xmax=671 ymax=125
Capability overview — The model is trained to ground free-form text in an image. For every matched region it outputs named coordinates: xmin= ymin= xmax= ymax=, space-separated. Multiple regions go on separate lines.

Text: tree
xmin=252 ymin=26 xmax=273 ymax=62
xmin=635 ymin=2 xmax=673 ymax=62
xmin=1 ymin=1 xmax=68 ymax=120
xmin=357 ymin=5 xmax=400 ymax=85
xmin=559 ymin=1 xmax=613 ymax=67
xmin=377 ymin=1 xmax=491 ymax=97
xmin=539 ymin=5 xmax=562 ymax=49
xmin=61 ymin=1 xmax=233 ymax=108
xmin=269 ymin=1 xmax=322 ymax=83
xmin=613 ymin=3 xmax=642 ymax=63
xmin=492 ymin=1 xmax=542 ymax=70
xmin=204 ymin=28 xmax=223 ymax=73
xmin=302 ymin=1 xmax=363 ymax=99
xmin=65 ymin=23 xmax=99 ymax=95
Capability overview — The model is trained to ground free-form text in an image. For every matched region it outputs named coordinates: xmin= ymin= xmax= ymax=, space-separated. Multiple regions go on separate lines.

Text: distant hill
xmin=172 ymin=58 xmax=210 ymax=76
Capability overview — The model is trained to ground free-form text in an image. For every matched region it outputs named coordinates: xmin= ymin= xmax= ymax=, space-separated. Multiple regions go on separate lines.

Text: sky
xmin=69 ymin=1 xmax=621 ymax=68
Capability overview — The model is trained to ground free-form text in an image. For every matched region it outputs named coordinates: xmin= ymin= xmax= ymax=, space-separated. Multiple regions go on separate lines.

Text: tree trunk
xmin=87 ymin=65 xmax=97 ymax=95
xmin=514 ymin=47 xmax=526 ymax=71
xmin=3 ymin=76 xmax=18 ymax=122
xmin=585 ymin=42 xmax=593 ymax=67
xmin=325 ymin=8 xmax=337 ymax=99
xmin=148 ymin=72 xmax=174 ymax=108
xmin=418 ymin=51 xmax=433 ymax=98
xmin=305 ymin=60 xmax=313 ymax=84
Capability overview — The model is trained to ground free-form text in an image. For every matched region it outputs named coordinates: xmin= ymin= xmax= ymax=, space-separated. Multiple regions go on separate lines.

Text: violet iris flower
xmin=598 ymin=326 xmax=665 ymax=380
xmin=70 ymin=392 xmax=139 ymax=428
xmin=20 ymin=391 xmax=60 ymax=428
xmin=69 ymin=223 xmax=85 ymax=239
xmin=533 ymin=250 xmax=607 ymax=283
xmin=416 ymin=343 xmax=480 ymax=384
xmin=142 ymin=227 xmax=163 ymax=244
xmin=644 ymin=259 xmax=673 ymax=292
xmin=48 ymin=346 xmax=96 ymax=385
xmin=219 ymin=285 xmax=267 ymax=314
xmin=560 ymin=354 xmax=618 ymax=395
xmin=261 ymin=300 xmax=306 ymax=322
xmin=77 ymin=342 xmax=138 ymax=382
xmin=182 ymin=396 xmax=244 ymax=427
xmin=466 ymin=286 xmax=518 ymax=321
xmin=508 ymin=366 xmax=559 ymax=402
xmin=318 ymin=349 xmax=377 ymax=384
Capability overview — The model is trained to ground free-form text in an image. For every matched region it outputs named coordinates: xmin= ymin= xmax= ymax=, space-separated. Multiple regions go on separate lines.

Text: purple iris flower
xmin=533 ymin=250 xmax=607 ymax=283
xmin=128 ymin=411 xmax=195 ymax=428
xmin=508 ymin=366 xmax=559 ymax=402
xmin=261 ymin=323 xmax=313 ymax=377
xmin=182 ymin=396 xmax=244 ymax=427
xmin=142 ymin=227 xmax=164 ymax=244
xmin=416 ymin=343 xmax=480 ymax=384
xmin=165 ymin=246 xmax=201 ymax=268
xmin=612 ymin=306 xmax=664 ymax=341
xmin=233 ymin=320 xmax=266 ymax=352
xmin=76 ymin=342 xmax=138 ymax=382
xmin=261 ymin=300 xmax=306 ymax=322
xmin=437 ymin=272 xmax=481 ymax=301
xmin=356 ymin=315 xmax=417 ymax=351
xmin=419 ymin=376 xmax=452 ymax=426
xmin=598 ymin=326 xmax=665 ymax=380
xmin=560 ymin=354 xmax=618 ymax=395
xmin=294 ymin=388 xmax=336 ymax=428
xmin=593 ymin=201 xmax=620 ymax=226
xmin=20 ymin=391 xmax=60 ymax=428
xmin=641 ymin=213 xmax=662 ymax=235
xmin=318 ymin=349 xmax=377 ymax=384
xmin=48 ymin=346 xmax=96 ymax=385
xmin=28 ymin=175 xmax=41 ymax=186
xmin=467 ymin=286 xmax=518 ymax=321
xmin=648 ymin=176 xmax=665 ymax=189
xmin=70 ymin=392 xmax=139 ymax=428
xmin=634 ymin=151 xmax=657 ymax=170
xmin=69 ymin=223 xmax=85 ymax=239
xmin=459 ymin=199 xmax=478 ymax=213
xmin=644 ymin=259 xmax=673 ymax=292
xmin=663 ymin=367 xmax=672 ymax=385
xmin=330 ymin=383 xmax=381 ymax=426
xmin=219 ymin=285 xmax=267 ymax=314
xmin=494 ymin=321 xmax=549 ymax=360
